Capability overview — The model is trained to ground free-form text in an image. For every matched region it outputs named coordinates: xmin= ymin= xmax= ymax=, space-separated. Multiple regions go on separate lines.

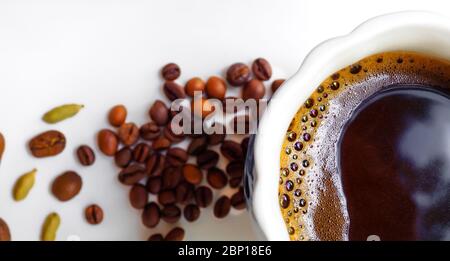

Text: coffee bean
xmin=132 ymin=143 xmax=151 ymax=163
xmin=241 ymin=137 xmax=250 ymax=156
xmin=252 ymin=58 xmax=272 ymax=81
xmin=207 ymin=167 xmax=228 ymax=189
xmin=152 ymin=136 xmax=171 ymax=150
xmin=140 ymin=122 xmax=161 ymax=141
xmin=175 ymin=181 xmax=195 ymax=204
xmin=158 ymin=190 xmax=176 ymax=206
xmin=229 ymin=176 xmax=243 ymax=188
xmin=165 ymin=227 xmax=185 ymax=241
xmin=114 ymin=147 xmax=132 ymax=168
xmin=231 ymin=187 xmax=246 ymax=210
xmin=187 ymin=136 xmax=208 ymax=155
xmin=207 ymin=133 xmax=225 ymax=146
xmin=161 ymin=167 xmax=182 ymax=189
xmin=118 ymin=164 xmax=146 ymax=185
xmin=271 ymin=79 xmax=285 ymax=93
xmin=97 ymin=129 xmax=118 ymax=156
xmin=146 ymin=176 xmax=162 ymax=195
xmin=149 ymin=100 xmax=169 ymax=126
xmin=242 ymin=79 xmax=266 ymax=100
xmin=226 ymin=63 xmax=251 ymax=86
xmin=161 ymin=63 xmax=181 ymax=81
xmin=108 ymin=105 xmax=127 ymax=127
xmin=166 ymin=148 xmax=188 ymax=167
xmin=185 ymin=77 xmax=205 ymax=97
xmin=129 ymin=184 xmax=148 ymax=209
xmin=163 ymin=81 xmax=186 ymax=101
xmin=76 ymin=145 xmax=95 ymax=166
xmin=226 ymin=161 xmax=244 ymax=178
xmin=183 ymin=204 xmax=200 ymax=222
xmin=220 ymin=140 xmax=244 ymax=161
xmin=206 ymin=76 xmax=227 ymax=99
xmin=231 ymin=115 xmax=252 ymax=134
xmin=51 ymin=171 xmax=82 ymax=201
xmin=85 ymin=204 xmax=104 ymax=225
xmin=222 ymin=96 xmax=241 ymax=113
xmin=191 ymin=97 xmax=215 ymax=119
xmin=142 ymin=202 xmax=160 ymax=228
xmin=0 ymin=132 xmax=4 ymax=162
xmin=118 ymin=123 xmax=139 ymax=146
xmin=164 ymin=123 xmax=184 ymax=143
xmin=194 ymin=186 xmax=213 ymax=208
xmin=161 ymin=205 xmax=181 ymax=223
xmin=29 ymin=130 xmax=66 ymax=158
xmin=146 ymin=153 xmax=165 ymax=176
xmin=214 ymin=196 xmax=231 ymax=218
xmin=196 ymin=150 xmax=219 ymax=169
xmin=0 ymin=218 xmax=11 ymax=241
xmin=182 ymin=164 xmax=203 ymax=185
xmin=148 ymin=234 xmax=164 ymax=241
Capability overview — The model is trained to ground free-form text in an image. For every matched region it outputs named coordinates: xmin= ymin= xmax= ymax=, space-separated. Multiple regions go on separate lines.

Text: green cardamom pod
xmin=41 ymin=212 xmax=60 ymax=241
xmin=43 ymin=104 xmax=84 ymax=124
xmin=13 ymin=168 xmax=37 ymax=201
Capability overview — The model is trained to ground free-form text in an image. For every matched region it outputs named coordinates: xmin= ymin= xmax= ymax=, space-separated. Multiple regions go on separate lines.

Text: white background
xmin=0 ymin=0 xmax=448 ymax=241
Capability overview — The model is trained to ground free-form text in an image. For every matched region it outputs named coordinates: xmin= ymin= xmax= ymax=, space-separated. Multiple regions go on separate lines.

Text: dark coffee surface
xmin=339 ymin=86 xmax=450 ymax=240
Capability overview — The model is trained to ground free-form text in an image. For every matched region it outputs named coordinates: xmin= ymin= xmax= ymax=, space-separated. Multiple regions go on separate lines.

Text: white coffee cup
xmin=244 ymin=11 xmax=450 ymax=241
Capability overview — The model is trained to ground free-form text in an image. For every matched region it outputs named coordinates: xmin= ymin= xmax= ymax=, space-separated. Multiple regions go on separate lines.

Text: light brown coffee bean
xmin=85 ymin=204 xmax=104 ymax=225
xmin=252 ymin=58 xmax=272 ymax=81
xmin=163 ymin=81 xmax=186 ymax=101
xmin=118 ymin=123 xmax=139 ymax=146
xmin=165 ymin=227 xmax=185 ymax=241
xmin=185 ymin=77 xmax=205 ymax=97
xmin=0 ymin=132 xmax=5 ymax=161
xmin=51 ymin=171 xmax=82 ymax=202
xmin=76 ymin=145 xmax=95 ymax=166
xmin=140 ymin=122 xmax=161 ymax=140
xmin=0 ymin=218 xmax=11 ymax=241
xmin=98 ymin=129 xmax=118 ymax=156
xmin=118 ymin=164 xmax=146 ymax=185
xmin=242 ymin=79 xmax=266 ymax=101
xmin=214 ymin=196 xmax=231 ymax=218
xmin=129 ymin=184 xmax=148 ymax=209
xmin=142 ymin=202 xmax=160 ymax=228
xmin=149 ymin=100 xmax=169 ymax=126
xmin=108 ymin=105 xmax=127 ymax=127
xmin=29 ymin=130 xmax=66 ymax=158
xmin=271 ymin=79 xmax=285 ymax=93
xmin=161 ymin=63 xmax=180 ymax=81
xmin=191 ymin=97 xmax=215 ymax=119
xmin=207 ymin=167 xmax=228 ymax=189
xmin=183 ymin=204 xmax=200 ymax=222
xmin=226 ymin=63 xmax=251 ymax=86
xmin=152 ymin=136 xmax=171 ymax=151
xmin=182 ymin=164 xmax=203 ymax=185
xmin=206 ymin=76 xmax=227 ymax=99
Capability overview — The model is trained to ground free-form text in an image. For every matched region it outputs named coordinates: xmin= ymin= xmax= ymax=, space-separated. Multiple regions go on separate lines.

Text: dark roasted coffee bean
xmin=226 ymin=161 xmax=244 ymax=178
xmin=252 ymin=58 xmax=272 ymax=81
xmin=165 ymin=227 xmax=185 ymax=241
xmin=149 ymin=100 xmax=169 ymax=126
xmin=146 ymin=176 xmax=162 ymax=195
xmin=140 ymin=122 xmax=160 ymax=140
xmin=98 ymin=129 xmax=118 ymax=156
xmin=207 ymin=167 xmax=228 ymax=189
xmin=163 ymin=81 xmax=186 ymax=101
xmin=132 ymin=143 xmax=151 ymax=163
xmin=220 ymin=140 xmax=244 ymax=161
xmin=183 ymin=204 xmax=200 ymax=222
xmin=118 ymin=164 xmax=146 ymax=185
xmin=108 ymin=104 xmax=127 ymax=127
xmin=214 ymin=196 xmax=231 ymax=218
xmin=161 ymin=205 xmax=181 ymax=223
xmin=229 ymin=176 xmax=243 ymax=188
xmin=152 ymin=136 xmax=171 ymax=151
xmin=161 ymin=167 xmax=182 ymax=189
xmin=166 ymin=148 xmax=188 ymax=167
xmin=206 ymin=76 xmax=227 ymax=99
xmin=146 ymin=153 xmax=165 ymax=176
xmin=194 ymin=186 xmax=213 ymax=208
xmin=29 ymin=130 xmax=66 ymax=158
xmin=129 ymin=184 xmax=148 ymax=209
xmin=142 ymin=202 xmax=160 ymax=228
xmin=182 ymin=164 xmax=203 ymax=185
xmin=231 ymin=187 xmax=246 ymax=210
xmin=242 ymin=79 xmax=266 ymax=101
xmin=231 ymin=115 xmax=251 ymax=134
xmin=85 ymin=204 xmax=104 ymax=225
xmin=118 ymin=123 xmax=139 ymax=146
xmin=185 ymin=77 xmax=205 ymax=97
xmin=207 ymin=133 xmax=225 ymax=146
xmin=158 ymin=190 xmax=176 ymax=206
xmin=164 ymin=123 xmax=184 ymax=143
xmin=226 ymin=63 xmax=251 ymax=86
xmin=148 ymin=234 xmax=164 ymax=241
xmin=196 ymin=150 xmax=219 ymax=170
xmin=51 ymin=171 xmax=82 ymax=202
xmin=271 ymin=79 xmax=285 ymax=93
xmin=114 ymin=147 xmax=132 ymax=168
xmin=161 ymin=63 xmax=181 ymax=81
xmin=175 ymin=181 xmax=194 ymax=204
xmin=0 ymin=218 xmax=11 ymax=241
xmin=187 ymin=136 xmax=208 ymax=155
xmin=241 ymin=137 xmax=250 ymax=156
xmin=76 ymin=145 xmax=95 ymax=166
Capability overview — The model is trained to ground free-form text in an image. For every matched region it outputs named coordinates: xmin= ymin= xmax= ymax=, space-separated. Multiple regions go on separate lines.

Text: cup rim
xmin=252 ymin=11 xmax=450 ymax=241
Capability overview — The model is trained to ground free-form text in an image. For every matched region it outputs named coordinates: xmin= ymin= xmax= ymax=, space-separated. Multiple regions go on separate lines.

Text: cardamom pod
xmin=42 ymin=104 xmax=84 ymax=124
xmin=13 ymin=168 xmax=37 ymax=201
xmin=41 ymin=212 xmax=60 ymax=241
xmin=0 ymin=132 xmax=4 ymax=161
